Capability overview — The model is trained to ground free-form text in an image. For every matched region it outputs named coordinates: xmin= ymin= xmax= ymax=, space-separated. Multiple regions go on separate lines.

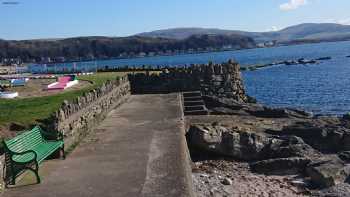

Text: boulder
xmin=306 ymin=157 xmax=350 ymax=188
xmin=187 ymin=124 xmax=225 ymax=154
xmin=342 ymin=132 xmax=350 ymax=151
xmin=278 ymin=122 xmax=349 ymax=153
xmin=316 ymin=57 xmax=332 ymax=61
xmin=267 ymin=136 xmax=321 ymax=159
xmin=250 ymin=157 xmax=311 ymax=175
xmin=311 ymin=183 xmax=350 ymax=197
xmin=339 ymin=151 xmax=350 ymax=163
xmin=187 ymin=125 xmax=270 ymax=161
xmin=187 ymin=125 xmax=320 ymax=161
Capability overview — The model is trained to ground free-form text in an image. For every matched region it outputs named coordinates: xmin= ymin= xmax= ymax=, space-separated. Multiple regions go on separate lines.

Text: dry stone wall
xmin=128 ymin=60 xmax=248 ymax=103
xmin=45 ymin=76 xmax=130 ymax=140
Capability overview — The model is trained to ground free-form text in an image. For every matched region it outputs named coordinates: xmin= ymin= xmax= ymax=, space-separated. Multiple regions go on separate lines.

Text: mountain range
xmin=2 ymin=23 xmax=350 ymax=64
xmin=137 ymin=23 xmax=350 ymax=44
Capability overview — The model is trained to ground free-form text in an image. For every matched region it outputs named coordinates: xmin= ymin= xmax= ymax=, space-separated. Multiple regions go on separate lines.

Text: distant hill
xmin=3 ymin=23 xmax=350 ymax=63
xmin=0 ymin=34 xmax=255 ymax=63
xmin=137 ymin=28 xmax=244 ymax=40
xmin=137 ymin=23 xmax=350 ymax=43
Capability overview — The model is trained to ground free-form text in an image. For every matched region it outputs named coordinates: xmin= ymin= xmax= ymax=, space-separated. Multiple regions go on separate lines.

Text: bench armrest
xmin=41 ymin=130 xmax=64 ymax=141
xmin=10 ymin=150 xmax=37 ymax=163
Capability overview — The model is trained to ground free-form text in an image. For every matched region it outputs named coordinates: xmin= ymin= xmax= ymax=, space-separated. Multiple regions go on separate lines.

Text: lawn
xmin=0 ymin=72 xmax=126 ymax=128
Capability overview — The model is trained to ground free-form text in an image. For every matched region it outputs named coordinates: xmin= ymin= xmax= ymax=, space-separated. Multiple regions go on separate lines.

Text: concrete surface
xmin=3 ymin=94 xmax=194 ymax=197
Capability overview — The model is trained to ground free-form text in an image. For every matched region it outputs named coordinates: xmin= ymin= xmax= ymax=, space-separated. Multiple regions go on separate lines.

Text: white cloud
xmin=325 ymin=18 xmax=350 ymax=25
xmin=266 ymin=26 xmax=281 ymax=32
xmin=337 ymin=18 xmax=350 ymax=25
xmin=280 ymin=0 xmax=307 ymax=11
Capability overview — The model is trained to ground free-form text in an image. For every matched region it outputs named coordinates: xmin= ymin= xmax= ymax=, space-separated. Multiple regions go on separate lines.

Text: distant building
xmin=257 ymin=41 xmax=277 ymax=48
xmin=137 ymin=52 xmax=147 ymax=57
xmin=222 ymin=45 xmax=233 ymax=50
xmin=40 ymin=57 xmax=52 ymax=63
xmin=148 ymin=52 xmax=156 ymax=57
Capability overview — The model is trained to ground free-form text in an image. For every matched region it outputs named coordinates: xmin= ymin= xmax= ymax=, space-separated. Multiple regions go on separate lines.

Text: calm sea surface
xmin=32 ymin=41 xmax=350 ymax=115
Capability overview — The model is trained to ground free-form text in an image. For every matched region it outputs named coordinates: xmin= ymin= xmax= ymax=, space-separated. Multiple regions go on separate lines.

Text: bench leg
xmin=34 ymin=162 xmax=41 ymax=184
xmin=61 ymin=145 xmax=66 ymax=160
xmin=10 ymin=176 xmax=15 ymax=186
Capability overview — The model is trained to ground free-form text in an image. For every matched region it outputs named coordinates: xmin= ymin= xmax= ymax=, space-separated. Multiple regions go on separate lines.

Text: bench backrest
xmin=4 ymin=126 xmax=44 ymax=153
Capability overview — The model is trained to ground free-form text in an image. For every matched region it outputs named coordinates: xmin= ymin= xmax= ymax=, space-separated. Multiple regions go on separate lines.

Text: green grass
xmin=0 ymin=72 xmax=126 ymax=128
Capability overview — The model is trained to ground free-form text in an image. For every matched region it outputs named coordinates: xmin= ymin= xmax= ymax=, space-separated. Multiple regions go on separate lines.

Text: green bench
xmin=2 ymin=126 xmax=65 ymax=187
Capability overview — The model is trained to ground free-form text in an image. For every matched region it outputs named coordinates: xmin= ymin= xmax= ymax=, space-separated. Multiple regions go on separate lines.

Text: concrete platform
xmin=3 ymin=94 xmax=194 ymax=197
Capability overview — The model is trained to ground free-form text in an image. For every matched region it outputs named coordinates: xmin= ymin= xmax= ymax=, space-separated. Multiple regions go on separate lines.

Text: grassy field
xmin=0 ymin=72 xmax=126 ymax=128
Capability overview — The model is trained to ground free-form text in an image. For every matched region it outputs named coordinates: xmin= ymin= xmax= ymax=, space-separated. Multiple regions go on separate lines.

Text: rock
xmin=343 ymin=113 xmax=350 ymax=120
xmin=290 ymin=179 xmax=308 ymax=187
xmin=203 ymin=95 xmax=244 ymax=111
xmin=284 ymin=60 xmax=298 ymax=65
xmin=339 ymin=151 xmax=350 ymax=163
xmin=250 ymin=157 xmax=311 ymax=175
xmin=316 ymin=57 xmax=332 ymax=61
xmin=298 ymin=59 xmax=317 ymax=64
xmin=187 ymin=125 xmax=225 ymax=153
xmin=248 ymin=106 xmax=313 ymax=119
xmin=306 ymin=157 xmax=350 ymax=188
xmin=187 ymin=124 xmax=271 ymax=161
xmin=188 ymin=125 xmax=320 ymax=161
xmin=222 ymin=178 xmax=233 ymax=185
xmin=277 ymin=121 xmax=349 ymax=153
xmin=210 ymin=107 xmax=244 ymax=115
xmin=311 ymin=183 xmax=350 ymax=197
xmin=285 ymin=108 xmax=313 ymax=118
xmin=248 ymin=106 xmax=290 ymax=118
xmin=342 ymin=132 xmax=350 ymax=151
xmin=246 ymin=95 xmax=257 ymax=104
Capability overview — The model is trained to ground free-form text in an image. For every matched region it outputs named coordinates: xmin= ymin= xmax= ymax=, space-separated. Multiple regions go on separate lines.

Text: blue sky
xmin=1 ymin=0 xmax=350 ymax=40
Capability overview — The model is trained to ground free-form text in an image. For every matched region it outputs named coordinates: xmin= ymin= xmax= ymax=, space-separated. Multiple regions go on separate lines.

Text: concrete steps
xmin=182 ymin=91 xmax=208 ymax=116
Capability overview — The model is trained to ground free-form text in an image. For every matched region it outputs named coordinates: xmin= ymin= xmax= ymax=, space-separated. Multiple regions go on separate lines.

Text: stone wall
xmin=128 ymin=60 xmax=248 ymax=103
xmin=0 ymin=76 xmax=130 ymax=189
xmin=45 ymin=76 xmax=130 ymax=141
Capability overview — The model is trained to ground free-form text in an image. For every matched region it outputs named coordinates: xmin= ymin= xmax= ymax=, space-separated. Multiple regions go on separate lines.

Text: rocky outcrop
xmin=203 ymin=95 xmax=313 ymax=118
xmin=187 ymin=123 xmax=350 ymax=190
xmin=339 ymin=151 xmax=350 ymax=163
xmin=187 ymin=124 xmax=319 ymax=162
xmin=271 ymin=120 xmax=350 ymax=153
xmin=244 ymin=56 xmax=333 ymax=71
xmin=306 ymin=157 xmax=350 ymax=188
xmin=251 ymin=157 xmax=311 ymax=175
xmin=312 ymin=183 xmax=350 ymax=197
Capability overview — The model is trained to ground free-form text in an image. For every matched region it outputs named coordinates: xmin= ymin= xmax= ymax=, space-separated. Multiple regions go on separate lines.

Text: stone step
xmin=184 ymin=105 xmax=206 ymax=111
xmin=184 ymin=110 xmax=209 ymax=116
xmin=183 ymin=91 xmax=202 ymax=97
xmin=183 ymin=96 xmax=203 ymax=102
xmin=183 ymin=100 xmax=205 ymax=106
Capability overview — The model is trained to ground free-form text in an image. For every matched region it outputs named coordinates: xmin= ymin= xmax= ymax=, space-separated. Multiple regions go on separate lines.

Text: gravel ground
xmin=192 ymin=159 xmax=310 ymax=197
